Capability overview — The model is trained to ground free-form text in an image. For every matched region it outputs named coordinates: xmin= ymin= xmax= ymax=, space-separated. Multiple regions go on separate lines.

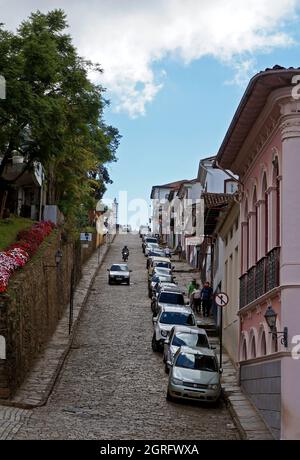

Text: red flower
xmin=0 ymin=221 xmax=55 ymax=293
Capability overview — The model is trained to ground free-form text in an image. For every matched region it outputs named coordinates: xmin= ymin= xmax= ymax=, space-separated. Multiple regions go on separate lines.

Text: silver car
xmin=107 ymin=263 xmax=131 ymax=285
xmin=167 ymin=346 xmax=221 ymax=403
xmin=145 ymin=242 xmax=160 ymax=257
xmin=163 ymin=326 xmax=210 ymax=373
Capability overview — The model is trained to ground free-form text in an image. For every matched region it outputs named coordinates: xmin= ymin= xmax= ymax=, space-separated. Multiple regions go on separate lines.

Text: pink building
xmin=216 ymin=66 xmax=300 ymax=439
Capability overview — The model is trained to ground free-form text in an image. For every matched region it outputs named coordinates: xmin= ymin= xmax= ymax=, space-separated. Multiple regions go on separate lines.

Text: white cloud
xmin=0 ymin=0 xmax=299 ymax=116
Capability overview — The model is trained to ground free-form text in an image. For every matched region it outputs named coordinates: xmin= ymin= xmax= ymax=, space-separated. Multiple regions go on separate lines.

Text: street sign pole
xmin=214 ymin=292 xmax=229 ymax=373
xmin=219 ymin=305 xmax=223 ymax=372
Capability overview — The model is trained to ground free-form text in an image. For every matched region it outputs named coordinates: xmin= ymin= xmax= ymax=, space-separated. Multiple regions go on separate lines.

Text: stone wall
xmin=0 ymin=230 xmax=97 ymax=398
xmin=240 ymin=359 xmax=281 ymax=439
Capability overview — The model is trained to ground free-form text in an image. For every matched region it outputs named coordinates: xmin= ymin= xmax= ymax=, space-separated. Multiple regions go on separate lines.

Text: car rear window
xmin=175 ymin=353 xmax=217 ymax=372
xmin=146 ymin=238 xmax=158 ymax=243
xmin=172 ymin=332 xmax=209 ymax=348
xmin=159 ymin=312 xmax=195 ymax=326
xmin=159 ymin=292 xmax=184 ymax=305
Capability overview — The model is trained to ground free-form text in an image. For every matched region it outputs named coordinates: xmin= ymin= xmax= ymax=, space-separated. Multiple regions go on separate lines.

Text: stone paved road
xmin=12 ymin=234 xmax=240 ymax=440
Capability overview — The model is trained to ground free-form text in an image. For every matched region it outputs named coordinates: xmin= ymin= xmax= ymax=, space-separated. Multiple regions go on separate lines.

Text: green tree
xmin=0 ymin=9 xmax=120 ymax=220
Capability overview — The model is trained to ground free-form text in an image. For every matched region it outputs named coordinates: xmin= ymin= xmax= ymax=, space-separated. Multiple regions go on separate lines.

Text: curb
xmin=222 ymin=389 xmax=247 ymax=440
xmin=221 ymin=387 xmax=275 ymax=440
xmin=0 ymin=238 xmax=114 ymax=410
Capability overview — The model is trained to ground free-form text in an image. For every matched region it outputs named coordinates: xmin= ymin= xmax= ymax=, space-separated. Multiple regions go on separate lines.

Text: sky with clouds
xmin=1 ymin=0 xmax=300 ymax=224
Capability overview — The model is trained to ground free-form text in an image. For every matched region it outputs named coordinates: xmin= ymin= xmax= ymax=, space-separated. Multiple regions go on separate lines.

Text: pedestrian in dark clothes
xmin=201 ymin=281 xmax=213 ymax=317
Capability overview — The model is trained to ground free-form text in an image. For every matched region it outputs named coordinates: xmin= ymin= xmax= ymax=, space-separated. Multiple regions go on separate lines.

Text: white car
xmin=152 ymin=306 xmax=197 ymax=352
xmin=107 ymin=263 xmax=131 ymax=285
xmin=163 ymin=325 xmax=210 ymax=373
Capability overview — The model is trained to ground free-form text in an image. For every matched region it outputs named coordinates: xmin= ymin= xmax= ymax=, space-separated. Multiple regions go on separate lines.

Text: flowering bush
xmin=0 ymin=221 xmax=55 ymax=292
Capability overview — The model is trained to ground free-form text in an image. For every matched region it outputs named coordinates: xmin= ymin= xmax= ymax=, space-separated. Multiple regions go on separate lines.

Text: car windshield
xmin=159 ymin=312 xmax=195 ymax=326
xmin=155 ymin=268 xmax=171 ymax=275
xmin=172 ymin=332 xmax=209 ymax=348
xmin=175 ymin=353 xmax=217 ymax=372
xmin=155 ymin=262 xmax=171 ymax=269
xmin=146 ymin=238 xmax=158 ymax=243
xmin=159 ymin=292 xmax=184 ymax=305
xmin=111 ymin=265 xmax=128 ymax=272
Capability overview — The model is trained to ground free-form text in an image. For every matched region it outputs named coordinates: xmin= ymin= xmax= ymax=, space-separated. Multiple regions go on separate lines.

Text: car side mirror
xmin=152 ymin=317 xmax=158 ymax=324
xmin=186 ymin=301 xmax=190 ymax=306
xmin=196 ymin=320 xmax=203 ymax=327
xmin=164 ymin=340 xmax=169 ymax=345
xmin=219 ymin=368 xmax=223 ymax=374
xmin=172 ymin=266 xmax=175 ymax=270
xmin=107 ymin=269 xmax=109 ymax=271
xmin=130 ymin=270 xmax=133 ymax=272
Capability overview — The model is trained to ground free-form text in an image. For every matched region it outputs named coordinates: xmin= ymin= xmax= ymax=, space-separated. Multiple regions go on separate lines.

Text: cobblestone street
xmin=9 ymin=234 xmax=240 ymax=440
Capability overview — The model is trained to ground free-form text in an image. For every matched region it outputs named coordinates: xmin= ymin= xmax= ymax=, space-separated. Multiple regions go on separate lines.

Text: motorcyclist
xmin=122 ymin=245 xmax=129 ymax=260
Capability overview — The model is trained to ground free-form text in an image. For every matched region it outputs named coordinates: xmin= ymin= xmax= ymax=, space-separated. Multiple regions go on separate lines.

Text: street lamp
xmin=44 ymin=249 xmax=63 ymax=270
xmin=264 ymin=305 xmax=288 ymax=348
xmin=55 ymin=249 xmax=63 ymax=267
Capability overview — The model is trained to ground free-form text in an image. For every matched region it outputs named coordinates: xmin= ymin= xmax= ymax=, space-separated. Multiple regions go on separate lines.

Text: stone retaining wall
xmin=0 ymin=230 xmax=97 ymax=398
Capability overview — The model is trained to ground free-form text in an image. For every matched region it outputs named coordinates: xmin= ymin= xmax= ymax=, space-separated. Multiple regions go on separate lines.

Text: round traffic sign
xmin=215 ymin=292 xmax=229 ymax=307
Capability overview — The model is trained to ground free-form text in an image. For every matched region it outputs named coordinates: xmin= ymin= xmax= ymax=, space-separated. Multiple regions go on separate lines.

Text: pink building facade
xmin=216 ymin=67 xmax=300 ymax=439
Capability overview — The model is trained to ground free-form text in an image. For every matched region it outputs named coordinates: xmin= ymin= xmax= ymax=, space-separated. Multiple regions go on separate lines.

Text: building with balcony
xmin=215 ymin=66 xmax=300 ymax=439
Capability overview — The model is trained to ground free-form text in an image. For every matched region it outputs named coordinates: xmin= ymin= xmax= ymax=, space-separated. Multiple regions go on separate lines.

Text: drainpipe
xmin=213 ymin=160 xmax=244 ymax=189
xmin=39 ymin=182 xmax=43 ymax=221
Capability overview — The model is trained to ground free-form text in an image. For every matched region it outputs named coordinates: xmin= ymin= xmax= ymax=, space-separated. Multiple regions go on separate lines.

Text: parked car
xmin=148 ymin=248 xmax=168 ymax=258
xmin=147 ymin=256 xmax=172 ymax=272
xmin=152 ymin=289 xmax=185 ymax=316
xmin=163 ymin=326 xmax=210 ymax=373
xmin=148 ymin=273 xmax=174 ymax=298
xmin=142 ymin=236 xmax=158 ymax=253
xmin=167 ymin=346 xmax=221 ymax=403
xmin=145 ymin=242 xmax=160 ymax=257
xmin=152 ymin=306 xmax=196 ymax=352
xmin=107 ymin=263 xmax=131 ymax=285
xmin=148 ymin=266 xmax=173 ymax=282
xmin=152 ymin=281 xmax=185 ymax=302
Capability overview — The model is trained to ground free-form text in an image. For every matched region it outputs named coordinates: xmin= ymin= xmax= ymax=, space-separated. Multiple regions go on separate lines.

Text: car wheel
xmin=108 ymin=278 xmax=112 ymax=285
xmin=166 ymin=389 xmax=174 ymax=402
xmin=127 ymin=279 xmax=130 ymax=285
xmin=151 ymin=334 xmax=159 ymax=352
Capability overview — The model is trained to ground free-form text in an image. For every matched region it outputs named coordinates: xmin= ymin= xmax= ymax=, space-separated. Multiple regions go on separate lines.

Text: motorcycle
xmin=122 ymin=251 xmax=129 ymax=262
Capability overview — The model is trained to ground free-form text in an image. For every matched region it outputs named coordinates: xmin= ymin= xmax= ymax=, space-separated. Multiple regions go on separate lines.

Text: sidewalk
xmin=0 ymin=239 xmax=113 ymax=409
xmin=173 ymin=256 xmax=274 ymax=440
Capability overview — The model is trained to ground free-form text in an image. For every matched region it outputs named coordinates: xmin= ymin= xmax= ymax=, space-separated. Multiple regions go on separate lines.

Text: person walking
xmin=176 ymin=242 xmax=183 ymax=260
xmin=191 ymin=283 xmax=202 ymax=313
xmin=201 ymin=281 xmax=213 ymax=317
xmin=188 ymin=278 xmax=197 ymax=299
